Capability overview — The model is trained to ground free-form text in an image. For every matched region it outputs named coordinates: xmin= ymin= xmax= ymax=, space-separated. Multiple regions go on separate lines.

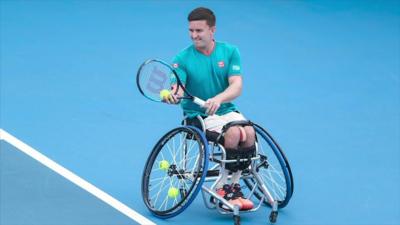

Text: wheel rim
xmin=142 ymin=127 xmax=208 ymax=217
xmin=244 ymin=124 xmax=293 ymax=208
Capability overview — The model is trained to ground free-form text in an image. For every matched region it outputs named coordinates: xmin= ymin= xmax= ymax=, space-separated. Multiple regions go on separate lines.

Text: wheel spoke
xmin=243 ymin=126 xmax=292 ymax=208
xmin=142 ymin=127 xmax=208 ymax=217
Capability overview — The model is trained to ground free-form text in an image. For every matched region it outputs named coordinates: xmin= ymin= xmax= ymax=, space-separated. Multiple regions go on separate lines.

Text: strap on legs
xmin=224 ymin=145 xmax=256 ymax=172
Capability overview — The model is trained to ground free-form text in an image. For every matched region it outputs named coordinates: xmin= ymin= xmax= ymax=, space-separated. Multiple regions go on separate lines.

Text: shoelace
xmin=231 ymin=183 xmax=245 ymax=198
xmin=221 ymin=184 xmax=234 ymax=200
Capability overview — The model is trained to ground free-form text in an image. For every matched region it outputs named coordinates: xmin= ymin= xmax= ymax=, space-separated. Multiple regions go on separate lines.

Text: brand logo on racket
xmin=146 ymin=66 xmax=167 ymax=94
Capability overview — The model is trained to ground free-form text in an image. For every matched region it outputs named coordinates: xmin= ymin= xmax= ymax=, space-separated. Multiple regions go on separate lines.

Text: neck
xmin=197 ymin=40 xmax=215 ymax=55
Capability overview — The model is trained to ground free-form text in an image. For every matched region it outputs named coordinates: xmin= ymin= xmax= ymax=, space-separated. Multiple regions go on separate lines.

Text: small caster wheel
xmin=210 ymin=196 xmax=216 ymax=204
xmin=269 ymin=211 xmax=278 ymax=223
xmin=233 ymin=215 xmax=240 ymax=225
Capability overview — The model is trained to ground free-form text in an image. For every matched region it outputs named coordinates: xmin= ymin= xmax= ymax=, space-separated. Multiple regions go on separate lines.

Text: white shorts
xmin=204 ymin=112 xmax=246 ymax=133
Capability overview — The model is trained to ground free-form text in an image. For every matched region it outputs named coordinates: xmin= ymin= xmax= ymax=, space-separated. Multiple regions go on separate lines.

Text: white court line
xmin=0 ymin=128 xmax=156 ymax=225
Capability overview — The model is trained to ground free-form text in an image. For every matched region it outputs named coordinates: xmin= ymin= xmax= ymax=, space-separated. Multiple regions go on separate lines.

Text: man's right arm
xmin=163 ymin=56 xmax=187 ymax=104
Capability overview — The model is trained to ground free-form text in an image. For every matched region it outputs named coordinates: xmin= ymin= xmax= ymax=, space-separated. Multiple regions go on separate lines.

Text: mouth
xmin=193 ymin=39 xmax=202 ymax=44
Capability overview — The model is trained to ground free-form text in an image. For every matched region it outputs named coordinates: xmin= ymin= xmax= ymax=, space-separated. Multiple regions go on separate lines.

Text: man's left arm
xmin=205 ymin=75 xmax=242 ymax=115
xmin=214 ymin=75 xmax=242 ymax=102
xmin=205 ymin=46 xmax=243 ymax=115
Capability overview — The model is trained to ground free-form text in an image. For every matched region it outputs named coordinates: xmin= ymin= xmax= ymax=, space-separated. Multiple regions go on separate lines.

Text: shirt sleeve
xmin=228 ymin=47 xmax=242 ymax=76
xmin=172 ymin=55 xmax=187 ymax=85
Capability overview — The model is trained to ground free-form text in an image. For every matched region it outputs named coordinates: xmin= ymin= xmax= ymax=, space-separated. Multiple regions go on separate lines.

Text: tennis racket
xmin=136 ymin=59 xmax=206 ymax=107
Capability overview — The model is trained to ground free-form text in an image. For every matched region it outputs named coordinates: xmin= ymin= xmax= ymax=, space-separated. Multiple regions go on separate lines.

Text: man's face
xmin=189 ymin=20 xmax=215 ymax=49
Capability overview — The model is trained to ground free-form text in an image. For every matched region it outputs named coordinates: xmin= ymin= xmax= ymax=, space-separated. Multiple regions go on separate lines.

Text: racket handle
xmin=193 ymin=96 xmax=206 ymax=107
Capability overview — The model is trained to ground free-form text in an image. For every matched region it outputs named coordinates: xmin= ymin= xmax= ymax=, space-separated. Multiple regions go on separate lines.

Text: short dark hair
xmin=188 ymin=7 xmax=216 ymax=27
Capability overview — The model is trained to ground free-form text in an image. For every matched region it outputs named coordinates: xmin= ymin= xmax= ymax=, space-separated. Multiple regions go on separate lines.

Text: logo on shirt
xmin=173 ymin=63 xmax=179 ymax=68
xmin=232 ymin=65 xmax=240 ymax=71
xmin=218 ymin=61 xmax=225 ymax=68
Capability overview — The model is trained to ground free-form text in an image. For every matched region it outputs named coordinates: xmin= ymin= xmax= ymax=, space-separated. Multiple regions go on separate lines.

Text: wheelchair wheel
xmin=141 ymin=126 xmax=209 ymax=218
xmin=243 ymin=123 xmax=294 ymax=208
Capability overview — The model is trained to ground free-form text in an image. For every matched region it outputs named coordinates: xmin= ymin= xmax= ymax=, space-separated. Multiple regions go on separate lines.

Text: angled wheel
xmin=141 ymin=126 xmax=209 ymax=218
xmin=243 ymin=123 xmax=293 ymax=208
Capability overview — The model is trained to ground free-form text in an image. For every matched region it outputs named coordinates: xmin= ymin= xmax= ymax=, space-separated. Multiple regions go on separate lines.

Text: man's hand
xmin=162 ymin=85 xmax=182 ymax=104
xmin=162 ymin=92 xmax=181 ymax=104
xmin=204 ymin=97 xmax=222 ymax=115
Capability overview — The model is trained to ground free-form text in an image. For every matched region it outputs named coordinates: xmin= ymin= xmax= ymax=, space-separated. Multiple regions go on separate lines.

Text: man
xmin=164 ymin=7 xmax=255 ymax=210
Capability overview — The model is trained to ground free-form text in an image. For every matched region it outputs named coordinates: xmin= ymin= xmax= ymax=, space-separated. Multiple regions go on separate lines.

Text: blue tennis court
xmin=1 ymin=1 xmax=399 ymax=225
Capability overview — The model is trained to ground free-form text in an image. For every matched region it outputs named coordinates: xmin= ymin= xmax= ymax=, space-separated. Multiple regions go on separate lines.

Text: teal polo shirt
xmin=172 ymin=41 xmax=242 ymax=118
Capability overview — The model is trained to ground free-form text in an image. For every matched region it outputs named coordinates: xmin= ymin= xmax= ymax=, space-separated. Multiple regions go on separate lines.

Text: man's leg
xmin=226 ymin=125 xmax=255 ymax=183
xmin=242 ymin=126 xmax=256 ymax=147
xmin=204 ymin=113 xmax=255 ymax=210
xmin=225 ymin=125 xmax=256 ymax=210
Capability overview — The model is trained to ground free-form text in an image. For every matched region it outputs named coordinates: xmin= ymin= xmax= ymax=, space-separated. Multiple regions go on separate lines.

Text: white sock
xmin=230 ymin=170 xmax=242 ymax=185
xmin=215 ymin=168 xmax=230 ymax=189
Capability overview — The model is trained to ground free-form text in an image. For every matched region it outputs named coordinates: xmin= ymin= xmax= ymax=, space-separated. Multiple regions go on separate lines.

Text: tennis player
xmin=165 ymin=7 xmax=255 ymax=210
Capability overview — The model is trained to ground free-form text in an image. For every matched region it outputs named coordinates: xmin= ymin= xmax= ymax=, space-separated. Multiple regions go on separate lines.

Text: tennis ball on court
xmin=159 ymin=160 xmax=170 ymax=171
xmin=168 ymin=187 xmax=179 ymax=198
xmin=159 ymin=89 xmax=171 ymax=100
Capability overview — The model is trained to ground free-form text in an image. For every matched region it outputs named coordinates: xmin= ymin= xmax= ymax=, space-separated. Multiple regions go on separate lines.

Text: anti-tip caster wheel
xmin=269 ymin=211 xmax=278 ymax=223
xmin=233 ymin=215 xmax=240 ymax=225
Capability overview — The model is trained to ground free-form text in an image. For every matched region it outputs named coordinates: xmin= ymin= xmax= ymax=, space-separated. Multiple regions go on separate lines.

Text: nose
xmin=191 ymin=32 xmax=197 ymax=40
xmin=191 ymin=31 xmax=200 ymax=40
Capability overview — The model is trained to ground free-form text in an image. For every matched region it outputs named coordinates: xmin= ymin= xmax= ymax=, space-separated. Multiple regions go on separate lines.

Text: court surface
xmin=1 ymin=1 xmax=399 ymax=225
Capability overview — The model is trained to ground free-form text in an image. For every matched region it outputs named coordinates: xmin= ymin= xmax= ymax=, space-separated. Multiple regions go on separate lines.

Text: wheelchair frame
xmin=141 ymin=116 xmax=293 ymax=225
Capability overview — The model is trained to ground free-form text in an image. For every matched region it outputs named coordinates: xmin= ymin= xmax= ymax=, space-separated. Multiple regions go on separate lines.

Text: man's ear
xmin=211 ymin=26 xmax=216 ymax=34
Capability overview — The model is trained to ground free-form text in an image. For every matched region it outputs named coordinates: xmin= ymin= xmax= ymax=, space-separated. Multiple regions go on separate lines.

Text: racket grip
xmin=193 ymin=96 xmax=206 ymax=107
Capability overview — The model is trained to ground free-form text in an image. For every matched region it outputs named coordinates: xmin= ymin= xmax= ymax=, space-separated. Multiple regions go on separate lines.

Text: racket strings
xmin=138 ymin=62 xmax=175 ymax=101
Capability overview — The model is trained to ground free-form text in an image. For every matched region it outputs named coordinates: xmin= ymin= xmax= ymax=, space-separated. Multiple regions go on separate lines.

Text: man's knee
xmin=224 ymin=126 xmax=241 ymax=148
xmin=245 ymin=126 xmax=255 ymax=139
xmin=224 ymin=125 xmax=255 ymax=148
xmin=242 ymin=126 xmax=255 ymax=147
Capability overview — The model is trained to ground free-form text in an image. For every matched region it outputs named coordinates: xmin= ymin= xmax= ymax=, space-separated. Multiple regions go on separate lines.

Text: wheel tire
xmin=141 ymin=126 xmax=209 ymax=218
xmin=243 ymin=123 xmax=293 ymax=208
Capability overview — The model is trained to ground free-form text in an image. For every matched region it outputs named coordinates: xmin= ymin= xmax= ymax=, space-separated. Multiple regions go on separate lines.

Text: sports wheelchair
xmin=141 ymin=116 xmax=293 ymax=224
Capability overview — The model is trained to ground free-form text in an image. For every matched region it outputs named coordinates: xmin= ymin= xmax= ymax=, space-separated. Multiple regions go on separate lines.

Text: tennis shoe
xmin=232 ymin=183 xmax=254 ymax=210
xmin=216 ymin=184 xmax=243 ymax=210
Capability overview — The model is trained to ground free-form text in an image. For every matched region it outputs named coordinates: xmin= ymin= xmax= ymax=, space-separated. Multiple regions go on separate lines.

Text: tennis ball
xmin=159 ymin=160 xmax=170 ymax=171
xmin=159 ymin=89 xmax=171 ymax=100
xmin=168 ymin=187 xmax=179 ymax=198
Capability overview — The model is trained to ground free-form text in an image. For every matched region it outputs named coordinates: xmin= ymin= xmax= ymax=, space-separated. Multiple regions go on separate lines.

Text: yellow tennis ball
xmin=159 ymin=89 xmax=170 ymax=100
xmin=168 ymin=187 xmax=179 ymax=198
xmin=159 ymin=160 xmax=170 ymax=171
